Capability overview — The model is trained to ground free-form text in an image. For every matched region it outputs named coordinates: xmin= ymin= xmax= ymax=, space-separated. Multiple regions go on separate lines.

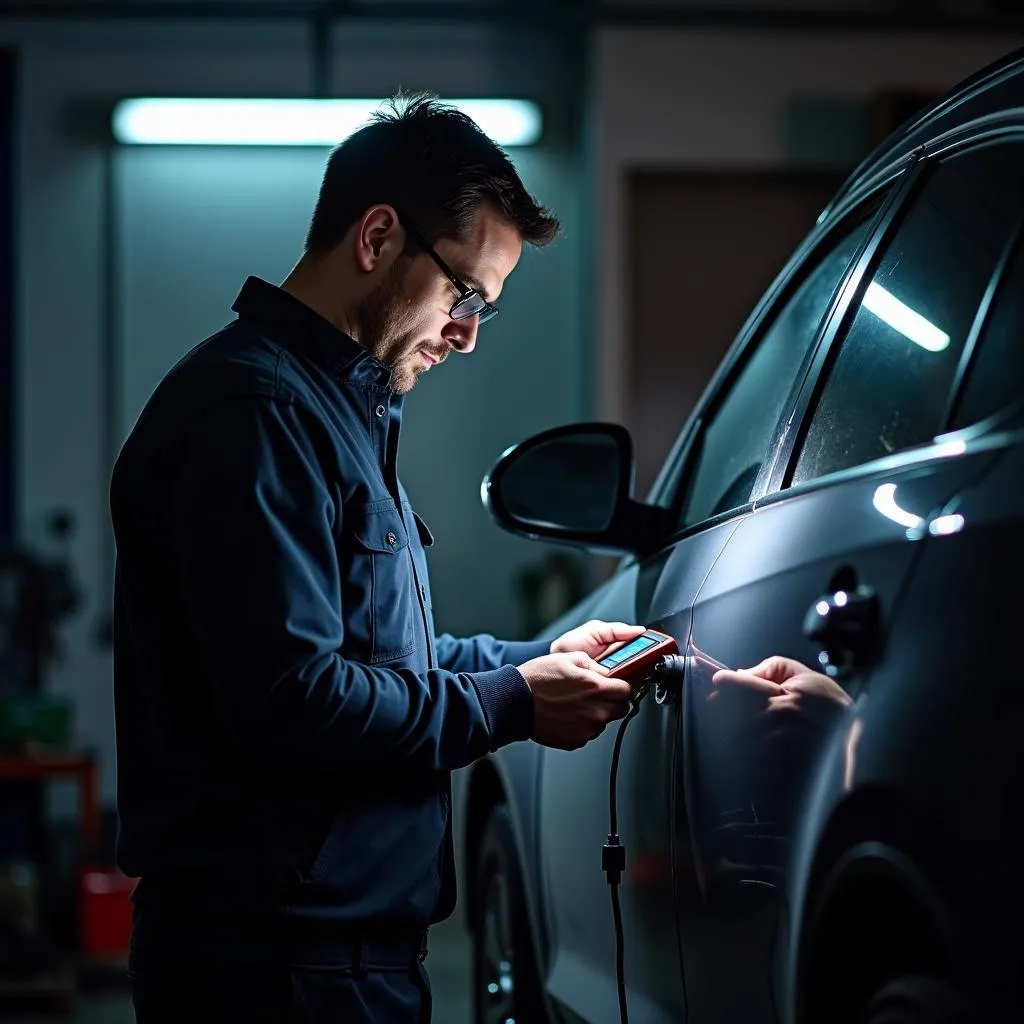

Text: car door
xmin=539 ymin=191 xmax=880 ymax=1024
xmin=677 ymin=135 xmax=1024 ymax=1024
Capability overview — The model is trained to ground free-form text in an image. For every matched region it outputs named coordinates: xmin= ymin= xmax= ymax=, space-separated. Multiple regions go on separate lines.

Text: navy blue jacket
xmin=110 ymin=277 xmax=546 ymax=927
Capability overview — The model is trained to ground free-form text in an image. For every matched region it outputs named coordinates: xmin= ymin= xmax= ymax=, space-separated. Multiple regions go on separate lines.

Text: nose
xmin=442 ymin=314 xmax=479 ymax=354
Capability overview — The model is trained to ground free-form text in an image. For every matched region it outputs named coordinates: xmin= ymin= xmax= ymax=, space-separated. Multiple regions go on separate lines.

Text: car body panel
xmin=543 ymin=517 xmax=743 ymax=1024
xmin=677 ymin=429 xmax=1005 ymax=1022
xmin=783 ymin=413 xmax=1024 ymax=1021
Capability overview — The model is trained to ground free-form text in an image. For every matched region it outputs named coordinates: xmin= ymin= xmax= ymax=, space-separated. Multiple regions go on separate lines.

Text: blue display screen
xmin=599 ymin=634 xmax=657 ymax=668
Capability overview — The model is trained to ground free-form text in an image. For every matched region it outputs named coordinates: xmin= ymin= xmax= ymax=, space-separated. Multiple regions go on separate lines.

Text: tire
xmin=472 ymin=804 xmax=549 ymax=1024
xmin=859 ymin=975 xmax=975 ymax=1024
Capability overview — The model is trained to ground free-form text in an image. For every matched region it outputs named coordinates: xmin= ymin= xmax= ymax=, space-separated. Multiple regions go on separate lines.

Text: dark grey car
xmin=455 ymin=47 xmax=1024 ymax=1024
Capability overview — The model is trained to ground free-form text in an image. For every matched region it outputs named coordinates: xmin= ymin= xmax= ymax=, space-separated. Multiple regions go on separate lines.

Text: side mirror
xmin=481 ymin=422 xmax=672 ymax=555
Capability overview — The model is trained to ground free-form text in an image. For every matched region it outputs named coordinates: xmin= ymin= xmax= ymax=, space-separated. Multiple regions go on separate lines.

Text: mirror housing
xmin=481 ymin=422 xmax=672 ymax=556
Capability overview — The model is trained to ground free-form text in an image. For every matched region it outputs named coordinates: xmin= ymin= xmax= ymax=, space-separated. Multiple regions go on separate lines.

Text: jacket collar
xmin=231 ymin=276 xmax=394 ymax=390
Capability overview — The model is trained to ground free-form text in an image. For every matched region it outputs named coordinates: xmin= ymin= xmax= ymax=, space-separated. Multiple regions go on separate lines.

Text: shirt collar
xmin=230 ymin=276 xmax=394 ymax=390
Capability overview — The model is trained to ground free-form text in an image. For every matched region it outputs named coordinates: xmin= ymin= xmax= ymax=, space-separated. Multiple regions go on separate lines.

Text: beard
xmin=353 ymin=255 xmax=420 ymax=394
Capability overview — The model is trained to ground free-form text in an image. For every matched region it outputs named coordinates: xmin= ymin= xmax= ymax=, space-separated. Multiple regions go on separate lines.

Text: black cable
xmin=609 ymin=682 xmax=647 ymax=835
xmin=603 ymin=681 xmax=650 ymax=1024
xmin=610 ymin=877 xmax=628 ymax=1024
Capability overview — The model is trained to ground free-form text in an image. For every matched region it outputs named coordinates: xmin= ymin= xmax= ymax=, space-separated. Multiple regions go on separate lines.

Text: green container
xmin=0 ymin=693 xmax=74 ymax=750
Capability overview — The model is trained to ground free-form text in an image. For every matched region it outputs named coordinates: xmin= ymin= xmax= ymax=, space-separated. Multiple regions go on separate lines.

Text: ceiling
xmin=0 ymin=0 xmax=1018 ymax=31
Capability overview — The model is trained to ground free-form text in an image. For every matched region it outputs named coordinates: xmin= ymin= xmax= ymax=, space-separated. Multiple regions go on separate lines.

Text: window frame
xmin=942 ymin=213 xmax=1024 ymax=433
xmin=646 ymin=164 xmax=907 ymax=543
xmin=764 ymin=115 xmax=1024 ymax=501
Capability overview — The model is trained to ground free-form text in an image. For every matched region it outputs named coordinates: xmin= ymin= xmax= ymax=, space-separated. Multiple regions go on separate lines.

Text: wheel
xmin=859 ymin=975 xmax=975 ymax=1024
xmin=472 ymin=804 xmax=549 ymax=1024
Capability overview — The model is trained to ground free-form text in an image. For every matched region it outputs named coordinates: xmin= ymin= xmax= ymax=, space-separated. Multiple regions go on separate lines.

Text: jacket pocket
xmin=346 ymin=501 xmax=418 ymax=664
xmin=411 ymin=511 xmax=434 ymax=548
xmin=305 ymin=807 xmax=349 ymax=885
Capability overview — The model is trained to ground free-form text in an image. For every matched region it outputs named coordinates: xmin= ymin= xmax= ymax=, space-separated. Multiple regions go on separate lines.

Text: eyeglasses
xmin=398 ymin=215 xmax=500 ymax=325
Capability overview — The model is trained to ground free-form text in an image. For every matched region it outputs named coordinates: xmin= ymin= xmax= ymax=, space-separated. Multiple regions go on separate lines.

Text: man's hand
xmin=549 ymin=619 xmax=647 ymax=660
xmin=518 ymin=652 xmax=633 ymax=751
xmin=712 ymin=656 xmax=853 ymax=725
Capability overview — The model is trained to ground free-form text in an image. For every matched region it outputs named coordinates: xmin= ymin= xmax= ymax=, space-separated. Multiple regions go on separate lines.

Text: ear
xmin=353 ymin=205 xmax=403 ymax=274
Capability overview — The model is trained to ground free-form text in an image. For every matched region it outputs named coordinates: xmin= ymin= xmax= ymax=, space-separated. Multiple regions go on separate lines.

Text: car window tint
xmin=792 ymin=142 xmax=1024 ymax=486
xmin=676 ymin=220 xmax=869 ymax=530
xmin=951 ymin=225 xmax=1024 ymax=429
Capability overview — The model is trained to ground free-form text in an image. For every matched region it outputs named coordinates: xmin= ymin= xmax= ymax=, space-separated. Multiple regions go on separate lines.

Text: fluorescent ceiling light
xmin=112 ymin=98 xmax=542 ymax=147
xmin=862 ymin=282 xmax=950 ymax=353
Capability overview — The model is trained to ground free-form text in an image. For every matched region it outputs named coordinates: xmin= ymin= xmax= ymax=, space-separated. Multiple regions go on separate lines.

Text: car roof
xmin=827 ymin=46 xmax=1024 ymax=214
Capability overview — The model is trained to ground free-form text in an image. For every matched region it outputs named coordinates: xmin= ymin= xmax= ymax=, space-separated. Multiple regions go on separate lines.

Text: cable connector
xmin=629 ymin=680 xmax=651 ymax=710
xmin=603 ymin=832 xmax=626 ymax=886
xmin=652 ymin=653 xmax=687 ymax=705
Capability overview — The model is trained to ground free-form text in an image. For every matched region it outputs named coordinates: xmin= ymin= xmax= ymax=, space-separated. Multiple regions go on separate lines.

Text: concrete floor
xmin=8 ymin=917 xmax=473 ymax=1024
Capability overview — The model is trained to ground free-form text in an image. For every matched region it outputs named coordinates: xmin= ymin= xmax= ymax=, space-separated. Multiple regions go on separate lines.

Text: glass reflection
xmin=929 ymin=513 xmax=966 ymax=536
xmin=862 ymin=282 xmax=950 ymax=352
xmin=872 ymin=482 xmax=924 ymax=530
xmin=499 ymin=433 xmax=620 ymax=532
xmin=685 ymin=644 xmax=856 ymax=893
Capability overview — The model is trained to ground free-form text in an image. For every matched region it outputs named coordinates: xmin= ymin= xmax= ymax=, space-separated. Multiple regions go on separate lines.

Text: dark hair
xmin=304 ymin=92 xmax=560 ymax=255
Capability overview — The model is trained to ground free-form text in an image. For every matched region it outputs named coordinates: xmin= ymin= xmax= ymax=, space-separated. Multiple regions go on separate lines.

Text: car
xmin=453 ymin=46 xmax=1024 ymax=1024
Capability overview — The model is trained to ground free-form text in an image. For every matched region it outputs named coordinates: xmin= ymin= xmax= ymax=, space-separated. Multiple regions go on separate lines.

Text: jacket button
xmin=375 ymin=404 xmax=386 ymax=418
xmin=386 ymin=532 xmax=397 ymax=546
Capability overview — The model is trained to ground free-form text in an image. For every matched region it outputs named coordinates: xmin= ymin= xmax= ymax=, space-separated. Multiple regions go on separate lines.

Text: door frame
xmin=0 ymin=49 xmax=14 ymax=543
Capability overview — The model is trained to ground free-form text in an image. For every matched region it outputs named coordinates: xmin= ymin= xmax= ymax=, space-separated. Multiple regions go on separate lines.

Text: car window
xmin=791 ymin=142 xmax=1024 ymax=486
xmin=951 ymin=223 xmax=1024 ymax=430
xmin=675 ymin=219 xmax=870 ymax=530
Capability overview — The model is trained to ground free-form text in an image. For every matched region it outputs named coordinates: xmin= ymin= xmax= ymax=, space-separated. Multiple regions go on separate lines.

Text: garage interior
xmin=0 ymin=1 xmax=1021 ymax=1021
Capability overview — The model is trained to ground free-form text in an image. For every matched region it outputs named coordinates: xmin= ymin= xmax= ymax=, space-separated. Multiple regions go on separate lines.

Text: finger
xmin=573 ymin=654 xmax=611 ymax=676
xmin=567 ymin=651 xmax=606 ymax=673
xmin=605 ymin=702 xmax=630 ymax=721
xmin=712 ymin=669 xmax=785 ymax=696
xmin=591 ymin=675 xmax=633 ymax=700
xmin=749 ymin=656 xmax=814 ymax=684
xmin=764 ymin=693 xmax=801 ymax=713
xmin=780 ymin=676 xmax=836 ymax=697
xmin=782 ymin=677 xmax=854 ymax=710
xmin=592 ymin=621 xmax=648 ymax=644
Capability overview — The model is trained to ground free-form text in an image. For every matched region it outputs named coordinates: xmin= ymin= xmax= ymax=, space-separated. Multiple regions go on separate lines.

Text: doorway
xmin=626 ymin=170 xmax=844 ymax=499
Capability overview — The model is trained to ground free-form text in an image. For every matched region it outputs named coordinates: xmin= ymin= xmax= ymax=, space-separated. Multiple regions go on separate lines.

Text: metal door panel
xmin=675 ymin=442 xmax=994 ymax=1023
xmin=542 ymin=519 xmax=737 ymax=1024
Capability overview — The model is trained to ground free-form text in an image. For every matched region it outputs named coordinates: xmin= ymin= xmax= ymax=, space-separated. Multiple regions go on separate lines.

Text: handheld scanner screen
xmin=598 ymin=634 xmax=657 ymax=668
xmin=596 ymin=629 xmax=679 ymax=679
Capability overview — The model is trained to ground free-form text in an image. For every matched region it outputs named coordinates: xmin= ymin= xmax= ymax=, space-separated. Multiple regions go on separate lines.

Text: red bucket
xmin=79 ymin=867 xmax=135 ymax=957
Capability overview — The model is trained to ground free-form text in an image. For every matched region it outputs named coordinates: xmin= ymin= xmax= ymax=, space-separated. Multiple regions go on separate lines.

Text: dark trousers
xmin=128 ymin=917 xmax=432 ymax=1024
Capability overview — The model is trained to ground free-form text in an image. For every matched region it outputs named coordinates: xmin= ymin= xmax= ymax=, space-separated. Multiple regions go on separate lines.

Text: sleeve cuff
xmin=469 ymin=665 xmax=535 ymax=750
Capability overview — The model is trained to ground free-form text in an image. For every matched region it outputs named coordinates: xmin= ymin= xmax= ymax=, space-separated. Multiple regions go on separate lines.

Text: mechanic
xmin=110 ymin=93 xmax=644 ymax=1024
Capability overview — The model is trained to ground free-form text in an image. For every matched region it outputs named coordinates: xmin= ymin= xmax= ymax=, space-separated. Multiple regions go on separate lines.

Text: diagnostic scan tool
xmin=597 ymin=629 xmax=678 ymax=680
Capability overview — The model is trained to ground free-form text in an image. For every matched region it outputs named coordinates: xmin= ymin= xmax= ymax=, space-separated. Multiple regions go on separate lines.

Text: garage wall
xmin=592 ymin=29 xmax=1024 ymax=442
xmin=9 ymin=17 xmax=586 ymax=803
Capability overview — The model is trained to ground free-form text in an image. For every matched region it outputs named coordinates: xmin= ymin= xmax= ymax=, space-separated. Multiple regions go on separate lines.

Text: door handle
xmin=802 ymin=585 xmax=880 ymax=677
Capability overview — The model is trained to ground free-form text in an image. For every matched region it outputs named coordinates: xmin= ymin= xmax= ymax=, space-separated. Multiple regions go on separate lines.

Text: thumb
xmin=567 ymin=650 xmax=609 ymax=674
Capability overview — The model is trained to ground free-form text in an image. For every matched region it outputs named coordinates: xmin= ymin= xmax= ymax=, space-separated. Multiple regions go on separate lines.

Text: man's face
xmin=354 ymin=205 xmax=523 ymax=394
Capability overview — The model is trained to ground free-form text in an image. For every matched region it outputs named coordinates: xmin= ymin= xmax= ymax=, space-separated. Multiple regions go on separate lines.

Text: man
xmin=111 ymin=94 xmax=644 ymax=1024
